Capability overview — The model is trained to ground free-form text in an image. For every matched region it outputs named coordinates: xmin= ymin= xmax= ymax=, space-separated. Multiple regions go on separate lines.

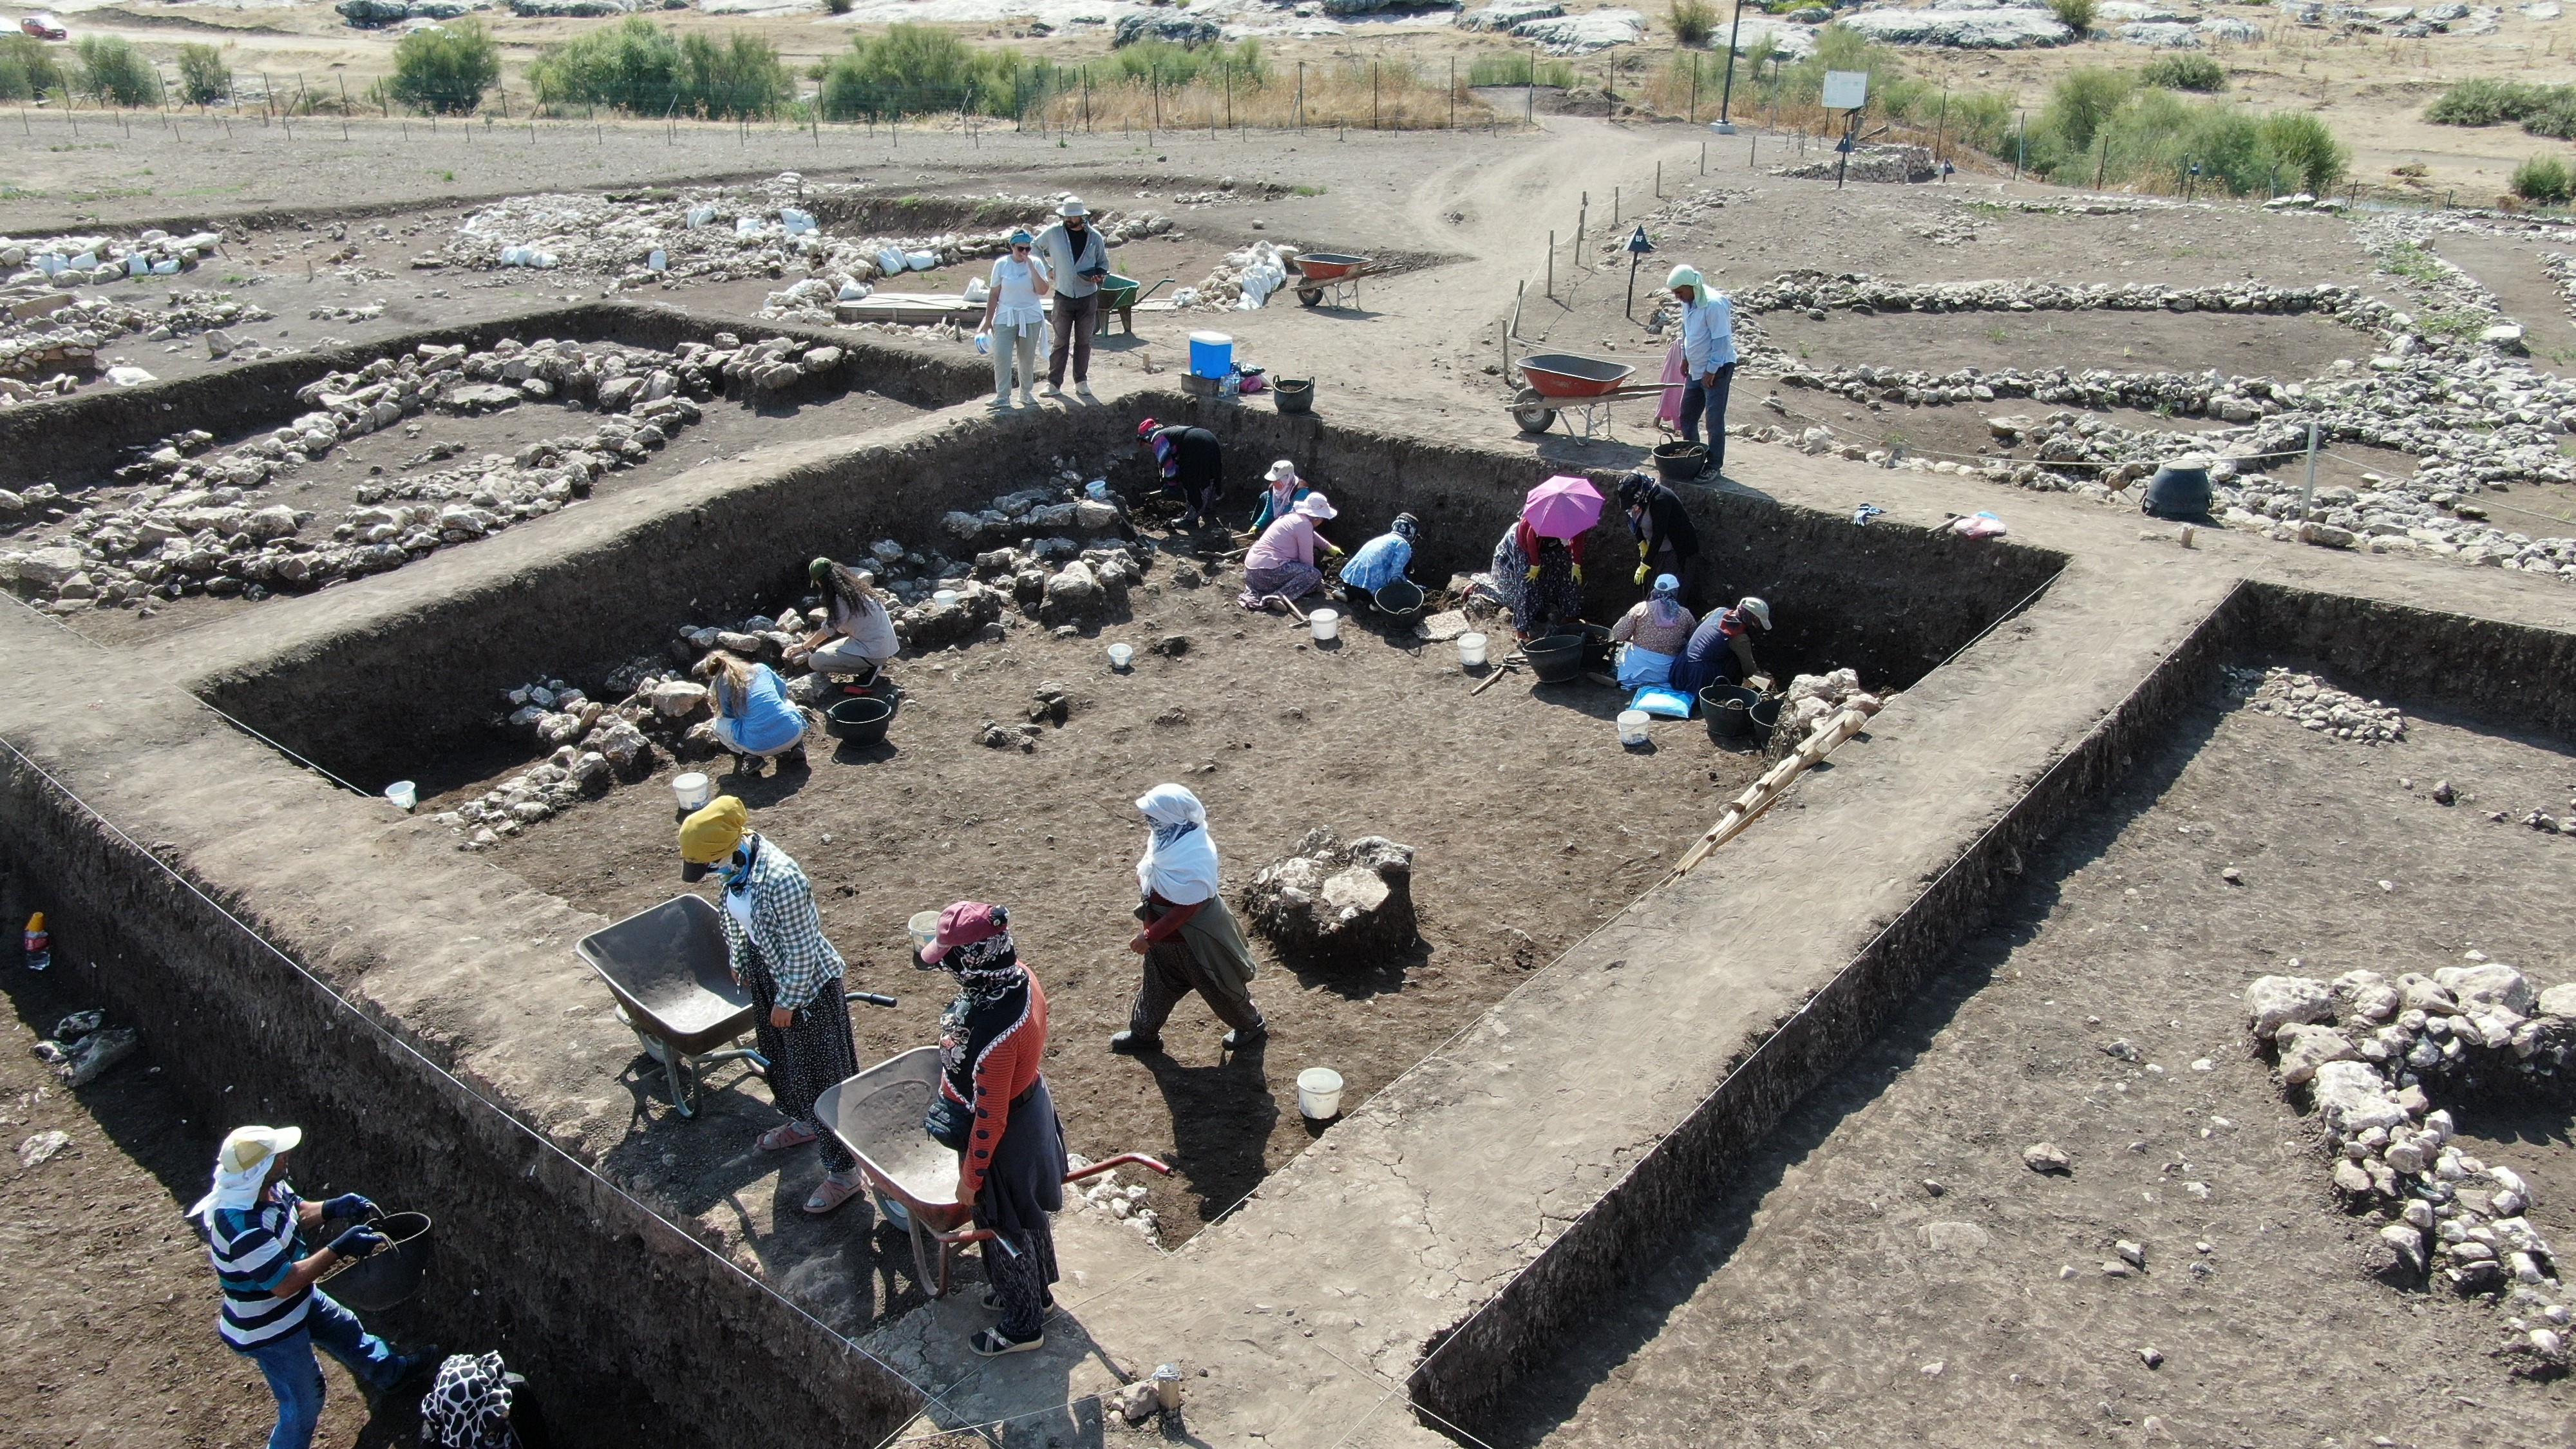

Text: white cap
xmin=1737 ymin=596 xmax=1772 ymax=630
xmin=1265 ymin=459 xmax=1299 ymax=484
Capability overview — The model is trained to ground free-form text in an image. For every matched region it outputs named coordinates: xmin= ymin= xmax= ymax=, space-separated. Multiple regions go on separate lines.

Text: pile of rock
xmin=2539 ymin=251 xmax=2576 ymax=327
xmin=2247 ymin=963 xmax=2573 ymax=1365
xmin=1067 ymin=1151 xmax=1162 ymax=1240
xmin=28 ymin=1008 xmax=137 ymax=1088
xmin=335 ymin=0 xmax=477 ymax=24
xmin=1739 ymin=271 xmax=2374 ymax=326
xmin=1 ymin=227 xmax=227 ymax=287
xmin=1769 ymin=668 xmax=1886 ymax=754
xmin=0 ymin=287 xmax=271 ymax=391
xmin=1840 ymin=5 xmax=2074 ymax=48
xmin=2226 ymin=665 xmax=2406 ymax=743
xmin=0 ymin=334 xmax=781 ymax=611
xmin=1185 ymin=240 xmax=1301 ymax=311
xmin=1241 ymin=828 xmax=1417 ymax=963
xmin=1768 ymin=145 xmax=1940 ymax=185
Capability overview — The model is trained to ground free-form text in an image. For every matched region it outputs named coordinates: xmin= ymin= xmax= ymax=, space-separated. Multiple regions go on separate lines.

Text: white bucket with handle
xmin=1296 ymin=1067 xmax=1345 ymax=1120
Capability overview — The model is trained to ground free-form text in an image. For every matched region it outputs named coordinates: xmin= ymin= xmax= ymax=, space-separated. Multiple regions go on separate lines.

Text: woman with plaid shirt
xmin=679 ymin=796 xmax=864 ymax=1215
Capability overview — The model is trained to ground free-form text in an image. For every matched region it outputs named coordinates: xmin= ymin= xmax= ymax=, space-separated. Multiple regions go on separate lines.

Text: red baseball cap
xmin=921 ymin=901 xmax=1007 ymax=963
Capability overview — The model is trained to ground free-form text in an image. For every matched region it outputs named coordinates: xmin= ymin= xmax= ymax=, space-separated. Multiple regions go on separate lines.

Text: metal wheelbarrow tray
xmin=576 ymin=895 xmax=768 ymax=1117
xmin=1092 ymin=273 xmax=1173 ymax=335
xmin=1291 ymin=252 xmax=1376 ymax=308
xmin=1510 ymin=352 xmax=1665 ymax=439
xmin=817 ymin=1047 xmax=1170 ymax=1298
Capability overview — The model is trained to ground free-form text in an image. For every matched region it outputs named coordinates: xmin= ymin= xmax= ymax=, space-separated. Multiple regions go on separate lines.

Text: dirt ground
xmin=1496 ymin=674 xmax=2576 ymax=1449
xmin=445 ymin=562 xmax=1766 ymax=1244
xmin=0 ymin=976 xmax=395 ymax=1449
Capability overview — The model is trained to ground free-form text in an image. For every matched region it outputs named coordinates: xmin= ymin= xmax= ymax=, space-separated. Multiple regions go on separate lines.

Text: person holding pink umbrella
xmin=1486 ymin=474 xmax=1602 ymax=639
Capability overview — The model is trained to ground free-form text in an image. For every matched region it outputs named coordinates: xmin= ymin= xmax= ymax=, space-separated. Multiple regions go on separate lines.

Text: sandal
xmin=803 ymin=1171 xmax=863 ymax=1216
xmin=981 ymin=1289 xmax=1056 ymax=1314
xmin=969 ymin=1327 xmax=1044 ymax=1357
xmin=757 ymin=1122 xmax=819 ymax=1152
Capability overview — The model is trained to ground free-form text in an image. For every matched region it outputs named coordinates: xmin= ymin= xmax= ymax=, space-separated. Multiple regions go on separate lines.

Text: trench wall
xmin=0 ymin=749 xmax=922 ymax=1449
xmin=198 ymin=392 xmax=2066 ymax=788
xmin=1405 ymin=576 xmax=2576 ymax=1438
xmin=0 ymin=301 xmax=987 ymax=485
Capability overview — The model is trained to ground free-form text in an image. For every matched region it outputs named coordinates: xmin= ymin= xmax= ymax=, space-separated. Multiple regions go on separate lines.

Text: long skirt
xmin=1238 ymin=558 xmax=1323 ymax=611
xmin=739 ymin=950 xmax=858 ymax=1171
xmin=974 ymin=1078 xmax=1066 ymax=1341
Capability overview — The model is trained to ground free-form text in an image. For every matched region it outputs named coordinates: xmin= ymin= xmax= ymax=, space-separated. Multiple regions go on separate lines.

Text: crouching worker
xmin=1139 ymin=417 xmax=1223 ymax=529
xmin=1607 ymin=573 xmax=1697 ymax=688
xmin=696 ymin=650 xmax=810 ymax=775
xmin=786 ymin=558 xmax=898 ymax=688
xmin=1337 ymin=511 xmax=1420 ymax=614
xmin=1238 ymin=491 xmax=1341 ymax=611
xmin=1671 ymin=595 xmax=1773 ymax=695
xmin=1114 ymin=784 xmax=1266 ymax=1054
xmin=191 ymin=1124 xmax=440 ymax=1449
xmin=917 ymin=901 xmax=1065 ymax=1357
xmin=679 ymin=797 xmax=865 ymax=1215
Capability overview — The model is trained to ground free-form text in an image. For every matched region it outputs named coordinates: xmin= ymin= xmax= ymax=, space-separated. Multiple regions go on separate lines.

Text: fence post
xmin=1547 ymin=230 xmax=1555 ymax=299
xmin=1296 ymin=61 xmax=1304 ymax=133
xmin=1373 ymin=60 xmax=1380 ymax=130
xmin=1450 ymin=57 xmax=1456 ymax=130
xmin=1690 ymin=52 xmax=1699 ymax=125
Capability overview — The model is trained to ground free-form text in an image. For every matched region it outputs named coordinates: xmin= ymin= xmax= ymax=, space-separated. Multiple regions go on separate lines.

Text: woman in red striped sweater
xmin=918 ymin=900 xmax=1065 ymax=1356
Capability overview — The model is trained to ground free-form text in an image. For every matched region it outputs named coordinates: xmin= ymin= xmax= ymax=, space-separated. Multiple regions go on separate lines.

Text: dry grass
xmin=1027 ymin=62 xmax=1501 ymax=134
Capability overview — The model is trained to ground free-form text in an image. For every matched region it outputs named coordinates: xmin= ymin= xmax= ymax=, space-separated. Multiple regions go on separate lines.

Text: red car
xmin=19 ymin=13 xmax=66 ymax=39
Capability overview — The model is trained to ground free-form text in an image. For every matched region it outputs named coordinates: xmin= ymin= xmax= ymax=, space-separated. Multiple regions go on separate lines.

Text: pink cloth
xmin=1245 ymin=514 xmax=1320 ymax=574
xmin=1655 ymin=339 xmax=1688 ymax=428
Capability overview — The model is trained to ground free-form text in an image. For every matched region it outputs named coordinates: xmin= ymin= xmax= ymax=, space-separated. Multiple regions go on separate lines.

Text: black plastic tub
xmin=321 ymin=1211 xmax=434 ymax=1312
xmin=1748 ymin=695 xmax=1783 ymax=744
xmin=1523 ymin=633 xmax=1587 ymax=684
xmin=1368 ymin=577 xmax=1425 ymax=618
xmin=1274 ymin=378 xmax=1314 ymax=415
xmin=826 ymin=694 xmax=895 ymax=745
xmin=1701 ymin=684 xmax=1757 ymax=741
xmin=1652 ymin=440 xmax=1709 ymax=484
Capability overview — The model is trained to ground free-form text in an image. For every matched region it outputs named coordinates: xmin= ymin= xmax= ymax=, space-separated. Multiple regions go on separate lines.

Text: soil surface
xmin=450 ymin=565 xmax=1765 ymax=1243
xmin=1498 ymin=673 xmax=2576 ymax=1448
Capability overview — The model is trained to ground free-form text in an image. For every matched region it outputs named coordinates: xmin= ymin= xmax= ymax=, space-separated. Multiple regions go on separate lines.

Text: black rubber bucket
xmin=826 ymin=694 xmax=895 ymax=744
xmin=1748 ymin=695 xmax=1783 ymax=744
xmin=1522 ymin=633 xmax=1586 ymax=684
xmin=321 ymin=1211 xmax=433 ymax=1312
xmin=1652 ymin=440 xmax=1709 ymax=484
xmin=1274 ymin=378 xmax=1314 ymax=415
xmin=1369 ymin=577 xmax=1424 ymax=618
xmin=1701 ymin=684 xmax=1758 ymax=741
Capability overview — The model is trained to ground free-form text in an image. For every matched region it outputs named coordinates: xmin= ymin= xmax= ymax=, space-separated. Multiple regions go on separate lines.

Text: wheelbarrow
xmin=576 ymin=895 xmax=897 ymax=1117
xmin=1509 ymin=352 xmax=1669 ymax=440
xmin=1094 ymin=274 xmax=1174 ymax=336
xmin=1293 ymin=252 xmax=1377 ymax=309
xmin=815 ymin=1047 xmax=1171 ymax=1298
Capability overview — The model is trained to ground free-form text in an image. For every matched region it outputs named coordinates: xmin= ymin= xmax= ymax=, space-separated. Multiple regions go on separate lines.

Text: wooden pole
xmin=1667 ymin=708 xmax=1871 ymax=879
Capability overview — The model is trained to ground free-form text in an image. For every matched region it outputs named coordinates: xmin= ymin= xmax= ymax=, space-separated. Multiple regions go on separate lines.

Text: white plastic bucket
xmin=933 ymin=589 xmax=960 ymax=604
xmin=384 ymin=781 xmax=417 ymax=812
xmin=1616 ymin=710 xmax=1651 ymax=746
xmin=1108 ymin=642 xmax=1135 ymax=668
xmin=671 ymin=772 xmax=714 ymax=812
xmin=1309 ymin=608 xmax=1340 ymax=641
xmin=1458 ymin=632 xmax=1489 ymax=668
xmin=1296 ymin=1067 xmax=1345 ymax=1120
xmin=909 ymin=909 xmax=943 ymax=957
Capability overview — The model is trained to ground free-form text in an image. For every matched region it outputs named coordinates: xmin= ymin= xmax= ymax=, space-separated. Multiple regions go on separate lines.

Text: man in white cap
xmin=1036 ymin=197 xmax=1112 ymax=398
xmin=191 ymin=1124 xmax=439 ymax=1449
xmin=1666 ymin=264 xmax=1738 ymax=473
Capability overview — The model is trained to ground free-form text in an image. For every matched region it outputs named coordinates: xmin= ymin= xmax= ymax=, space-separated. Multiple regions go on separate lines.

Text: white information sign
xmin=1821 ymin=70 xmax=1870 ymax=111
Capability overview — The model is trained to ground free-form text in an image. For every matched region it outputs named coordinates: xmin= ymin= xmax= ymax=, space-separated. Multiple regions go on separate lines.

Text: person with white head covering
xmin=1666 ymin=263 xmax=1738 ymax=467
xmin=1607 ymin=572 xmax=1698 ymax=687
xmin=1246 ymin=458 xmax=1311 ymax=535
xmin=190 ymin=1124 xmax=440 ymax=1449
xmin=1112 ymin=784 xmax=1267 ymax=1055
xmin=1036 ymin=197 xmax=1112 ymax=397
xmin=1237 ymin=489 xmax=1342 ymax=612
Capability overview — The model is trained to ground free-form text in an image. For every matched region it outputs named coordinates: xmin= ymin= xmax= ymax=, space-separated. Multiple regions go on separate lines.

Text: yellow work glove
xmin=1525 ymin=564 xmax=1541 ymax=581
xmin=1634 ymin=564 xmax=1649 ymax=585
xmin=1572 ymin=564 xmax=1584 ymax=585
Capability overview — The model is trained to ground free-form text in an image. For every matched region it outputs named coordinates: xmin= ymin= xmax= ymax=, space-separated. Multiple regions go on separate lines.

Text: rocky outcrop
xmin=1241 ymin=829 xmax=1419 ymax=963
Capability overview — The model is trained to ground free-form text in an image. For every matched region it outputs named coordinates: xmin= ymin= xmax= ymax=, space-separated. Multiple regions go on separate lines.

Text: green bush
xmin=0 ymin=33 xmax=65 ymax=102
xmin=2512 ymin=155 xmax=2573 ymax=204
xmin=1466 ymin=52 xmax=1579 ymax=88
xmin=75 ymin=35 xmax=161 ymax=106
xmin=2425 ymin=77 xmax=2563 ymax=127
xmin=1102 ymin=37 xmax=1264 ymax=88
xmin=2259 ymin=111 xmax=2347 ymax=193
xmin=2139 ymin=53 xmax=2224 ymax=93
xmin=1670 ymin=0 xmax=1718 ymax=46
xmin=2048 ymin=0 xmax=2098 ymax=33
xmin=817 ymin=23 xmax=995 ymax=118
xmin=176 ymin=43 xmax=231 ymax=106
xmin=392 ymin=19 xmax=502 ymax=115
xmin=2524 ymin=93 xmax=2576 ymax=140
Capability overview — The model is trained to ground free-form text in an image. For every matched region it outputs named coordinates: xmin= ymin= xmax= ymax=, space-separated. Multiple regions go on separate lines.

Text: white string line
xmin=0 ymin=732 xmax=972 ymax=1431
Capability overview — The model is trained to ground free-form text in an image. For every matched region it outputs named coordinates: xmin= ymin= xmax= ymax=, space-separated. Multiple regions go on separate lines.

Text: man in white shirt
xmin=1668 ymin=264 xmax=1737 ymax=475
xmin=1034 ymin=198 xmax=1112 ymax=397
xmin=980 ymin=230 xmax=1052 ymax=410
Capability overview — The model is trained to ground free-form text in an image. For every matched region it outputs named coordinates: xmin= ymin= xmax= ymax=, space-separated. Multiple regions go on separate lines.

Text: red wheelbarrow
xmin=1292 ymin=252 xmax=1377 ymax=308
xmin=1510 ymin=352 xmax=1671 ymax=440
xmin=816 ymin=1047 xmax=1171 ymax=1298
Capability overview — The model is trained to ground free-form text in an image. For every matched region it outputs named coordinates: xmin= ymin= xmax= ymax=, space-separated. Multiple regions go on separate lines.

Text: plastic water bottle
xmin=24 ymin=911 xmax=48 ymax=972
xmin=1086 ymin=479 xmax=1110 ymax=502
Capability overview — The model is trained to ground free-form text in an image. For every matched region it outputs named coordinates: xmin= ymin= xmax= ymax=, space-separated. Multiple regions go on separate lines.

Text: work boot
xmin=777 ymin=745 xmax=810 ymax=773
xmin=1108 ymin=1029 xmax=1162 ymax=1056
xmin=1222 ymin=1024 xmax=1268 ymax=1051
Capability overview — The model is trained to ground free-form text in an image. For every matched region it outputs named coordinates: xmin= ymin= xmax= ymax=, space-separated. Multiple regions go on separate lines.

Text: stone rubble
xmin=1768 ymin=144 xmax=1940 ymax=185
xmin=2226 ymin=665 xmax=2407 ymax=743
xmin=1068 ymin=1152 xmax=1162 ymax=1241
xmin=27 ymin=1007 xmax=137 ymax=1088
xmin=2248 ymin=962 xmax=2573 ymax=1369
xmin=1241 ymin=828 xmax=1419 ymax=963
xmin=0 ymin=287 xmax=272 ymax=395
xmin=0 ymin=227 xmax=229 ymax=288
xmin=1767 ymin=668 xmax=1887 ymax=757
xmin=0 ymin=332 xmax=872 ymax=612
xmin=1839 ymin=5 xmax=2076 ymax=48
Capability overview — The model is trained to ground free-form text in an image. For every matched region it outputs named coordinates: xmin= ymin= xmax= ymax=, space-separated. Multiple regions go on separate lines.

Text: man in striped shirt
xmin=191 ymin=1124 xmax=438 ymax=1449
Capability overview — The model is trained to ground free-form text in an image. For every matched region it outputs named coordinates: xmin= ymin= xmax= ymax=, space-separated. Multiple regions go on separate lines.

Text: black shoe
xmin=777 ymin=746 xmax=809 ymax=772
xmin=981 ymin=1289 xmax=1057 ymax=1313
xmin=969 ymin=1326 xmax=1044 ymax=1356
xmin=1109 ymin=1030 xmax=1162 ymax=1055
xmin=1222 ymin=1025 xmax=1267 ymax=1050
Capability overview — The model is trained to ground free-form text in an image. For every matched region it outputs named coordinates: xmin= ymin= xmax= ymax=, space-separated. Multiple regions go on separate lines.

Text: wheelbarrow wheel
xmin=1297 ymin=287 xmax=1323 ymax=308
xmin=1511 ymin=388 xmax=1558 ymax=435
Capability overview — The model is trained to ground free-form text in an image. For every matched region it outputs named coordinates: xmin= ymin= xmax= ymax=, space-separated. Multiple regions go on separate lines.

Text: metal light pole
xmin=1713 ymin=0 xmax=1748 ymax=133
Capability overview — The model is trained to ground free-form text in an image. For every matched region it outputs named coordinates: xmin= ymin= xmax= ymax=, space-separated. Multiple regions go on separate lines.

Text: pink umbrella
xmin=1521 ymin=474 xmax=1605 ymax=541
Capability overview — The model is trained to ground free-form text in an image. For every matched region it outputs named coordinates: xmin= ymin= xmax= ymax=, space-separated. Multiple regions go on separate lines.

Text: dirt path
xmin=1497 ymin=679 xmax=2576 ymax=1449
xmin=2434 ymin=233 xmax=2576 ymax=375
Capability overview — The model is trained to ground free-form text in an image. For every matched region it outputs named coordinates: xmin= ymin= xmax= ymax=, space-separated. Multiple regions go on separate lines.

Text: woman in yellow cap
xmin=678 ymin=796 xmax=865 ymax=1214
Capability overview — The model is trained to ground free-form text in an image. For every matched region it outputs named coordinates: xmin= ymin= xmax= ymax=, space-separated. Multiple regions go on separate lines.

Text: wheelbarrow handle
xmin=1135 ymin=278 xmax=1176 ymax=302
xmin=846 ymin=990 xmax=898 ymax=1008
xmin=1067 ymin=1152 xmax=1174 ymax=1183
xmin=935 ymin=1224 xmax=1018 ymax=1258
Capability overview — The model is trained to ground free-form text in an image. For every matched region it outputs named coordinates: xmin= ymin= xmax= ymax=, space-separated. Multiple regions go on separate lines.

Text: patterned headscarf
xmin=1392 ymin=512 xmax=1420 ymax=543
xmin=1648 ymin=573 xmax=1684 ymax=629
xmin=422 ymin=1352 xmax=515 ymax=1449
xmin=935 ymin=926 xmax=1027 ymax=1082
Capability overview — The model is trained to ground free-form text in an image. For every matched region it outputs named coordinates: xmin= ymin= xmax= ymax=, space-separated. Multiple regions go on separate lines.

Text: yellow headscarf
xmin=678 ymin=796 xmax=750 ymax=866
